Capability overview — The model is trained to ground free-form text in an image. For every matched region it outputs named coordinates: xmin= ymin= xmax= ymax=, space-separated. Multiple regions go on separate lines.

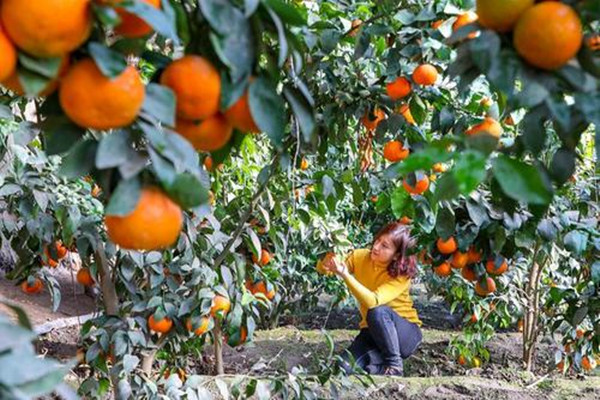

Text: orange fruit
xmin=452 ymin=11 xmax=479 ymax=38
xmin=432 ymin=163 xmax=446 ymax=173
xmin=461 ymin=265 xmax=477 ymax=282
xmin=412 ymin=64 xmax=438 ymax=86
xmin=0 ymin=0 xmax=92 ymax=58
xmin=370 ymin=195 xmax=378 ymax=203
xmin=160 ymin=55 xmax=221 ymax=120
xmin=174 ymin=114 xmax=233 ymax=152
xmin=437 ymin=237 xmax=457 ymax=255
xmin=465 ymin=117 xmax=502 ymax=138
xmin=224 ymin=88 xmax=260 ymax=133
xmin=431 ymin=19 xmax=444 ymax=30
xmin=148 ymin=315 xmax=173 ymax=334
xmin=239 ymin=326 xmax=248 ymax=343
xmin=517 ymin=319 xmax=524 ymax=332
xmin=252 ymin=249 xmax=272 ymax=267
xmin=576 ymin=329 xmax=584 ymax=339
xmin=458 ymin=355 xmax=467 ymax=365
xmin=399 ymin=216 xmax=412 ymax=225
xmin=210 ymin=295 xmax=231 ymax=317
xmin=467 ymin=246 xmax=482 ymax=264
xmin=76 ymin=268 xmax=94 ymax=286
xmin=105 ymin=187 xmax=183 ymax=251
xmin=186 ymin=316 xmax=210 ymax=336
xmin=513 ymin=3 xmax=582 ymax=70
xmin=557 ymin=360 xmax=565 ymax=372
xmin=91 ymin=184 xmax=102 ymax=198
xmin=0 ymin=24 xmax=17 ymax=82
xmin=403 ymin=175 xmax=429 ymax=195
xmin=434 ymin=262 xmax=452 ymax=277
xmin=3 ymin=55 xmax=70 ymax=97
xmin=111 ymin=0 xmax=161 ymax=38
xmin=300 ymin=158 xmax=309 ymax=170
xmin=479 ymin=97 xmax=493 ymax=108
xmin=476 ymin=0 xmax=535 ymax=33
xmin=383 ymin=141 xmax=409 ymax=162
xmin=361 ymin=108 xmax=385 ymax=131
xmin=398 ymin=104 xmax=416 ymax=125
xmin=45 ymin=241 xmax=68 ymax=262
xmin=486 ymin=258 xmax=508 ymax=275
xmin=386 ymin=77 xmax=411 ymax=100
xmin=504 ymin=115 xmax=515 ymax=126
xmin=470 ymin=314 xmax=478 ymax=323
xmin=582 ymin=356 xmax=592 ymax=371
xmin=252 ymin=281 xmax=275 ymax=300
xmin=451 ymin=251 xmax=469 ymax=269
xmin=59 ymin=58 xmax=145 ymax=130
xmin=21 ymin=278 xmax=43 ymax=294
xmin=475 ymin=277 xmax=496 ymax=296
xmin=204 ymin=156 xmax=213 ymax=171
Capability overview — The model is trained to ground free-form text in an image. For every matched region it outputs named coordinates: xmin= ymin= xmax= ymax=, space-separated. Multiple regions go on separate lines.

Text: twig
xmin=525 ymin=373 xmax=549 ymax=389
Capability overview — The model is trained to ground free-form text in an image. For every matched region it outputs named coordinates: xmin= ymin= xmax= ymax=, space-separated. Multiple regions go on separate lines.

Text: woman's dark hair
xmin=373 ymin=221 xmax=417 ymax=279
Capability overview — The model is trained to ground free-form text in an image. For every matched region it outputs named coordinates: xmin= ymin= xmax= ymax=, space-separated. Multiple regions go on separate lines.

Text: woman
xmin=319 ymin=221 xmax=422 ymax=376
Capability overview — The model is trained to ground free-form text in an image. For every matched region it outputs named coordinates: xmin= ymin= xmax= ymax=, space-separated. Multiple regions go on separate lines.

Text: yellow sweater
xmin=341 ymin=249 xmax=421 ymax=328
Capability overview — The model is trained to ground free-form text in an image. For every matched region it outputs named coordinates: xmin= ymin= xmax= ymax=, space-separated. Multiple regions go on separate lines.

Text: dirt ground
xmin=2 ymin=276 xmax=599 ymax=399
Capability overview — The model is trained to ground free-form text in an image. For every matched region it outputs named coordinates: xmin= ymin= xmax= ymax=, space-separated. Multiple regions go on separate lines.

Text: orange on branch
xmin=434 ymin=262 xmax=452 ymax=277
xmin=59 ymin=59 xmax=145 ymax=130
xmin=461 ymin=265 xmax=477 ymax=282
xmin=465 ymin=117 xmax=502 ymax=138
xmin=476 ymin=0 xmax=535 ymax=33
xmin=361 ymin=108 xmax=385 ymax=131
xmin=224 ymin=89 xmax=260 ymax=133
xmin=105 ymin=187 xmax=183 ymax=251
xmin=76 ymin=268 xmax=94 ymax=286
xmin=436 ymin=237 xmax=457 ymax=255
xmin=175 ymin=114 xmax=233 ymax=152
xmin=451 ymin=251 xmax=469 ymax=269
xmin=398 ymin=104 xmax=416 ymax=125
xmin=300 ymin=158 xmax=309 ymax=170
xmin=386 ymin=77 xmax=411 ymax=100
xmin=452 ymin=11 xmax=479 ymax=39
xmin=148 ymin=315 xmax=173 ymax=334
xmin=0 ymin=24 xmax=17 ymax=82
xmin=21 ymin=278 xmax=43 ymax=294
xmin=111 ymin=0 xmax=161 ymax=38
xmin=475 ymin=277 xmax=496 ymax=297
xmin=252 ymin=249 xmax=272 ymax=267
xmin=160 ymin=55 xmax=221 ymax=120
xmin=1 ymin=0 xmax=92 ymax=58
xmin=186 ymin=316 xmax=210 ymax=336
xmin=513 ymin=2 xmax=582 ymax=70
xmin=467 ymin=246 xmax=482 ymax=264
xmin=486 ymin=258 xmax=508 ymax=275
xmin=383 ymin=140 xmax=409 ymax=162
xmin=210 ymin=295 xmax=231 ymax=317
xmin=403 ymin=174 xmax=429 ymax=195
xmin=412 ymin=64 xmax=438 ymax=86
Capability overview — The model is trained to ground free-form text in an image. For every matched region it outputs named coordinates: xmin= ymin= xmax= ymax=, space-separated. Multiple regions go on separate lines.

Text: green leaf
xmin=563 ymin=230 xmax=588 ymax=256
xmin=0 ymin=302 xmax=32 ymax=331
xmin=249 ymin=77 xmax=286 ymax=149
xmin=550 ymin=148 xmax=575 ymax=185
xmin=142 ymin=83 xmax=176 ymax=127
xmin=165 ymin=173 xmax=209 ymax=209
xmin=521 ymin=106 xmax=548 ymax=155
xmin=453 ymin=150 xmax=487 ymax=195
xmin=58 ymin=140 xmax=98 ymax=178
xmin=41 ymin=116 xmax=85 ymax=155
xmin=88 ymin=42 xmax=128 ymax=78
xmin=105 ymin=177 xmax=142 ymax=216
xmin=263 ymin=0 xmax=305 ymax=26
xmin=469 ymin=31 xmax=500 ymax=74
xmin=245 ymin=0 xmax=260 ymax=16
xmin=433 ymin=173 xmax=460 ymax=202
xmin=266 ymin=8 xmax=288 ymax=67
xmin=591 ymin=261 xmax=600 ymax=284
xmin=120 ymin=1 xmax=179 ymax=42
xmin=96 ymin=130 xmax=133 ymax=169
xmin=491 ymin=155 xmax=553 ymax=205
xmin=436 ymin=207 xmax=455 ymax=240
xmin=537 ymin=219 xmax=558 ymax=242
xmin=283 ymin=86 xmax=316 ymax=144
xmin=390 ymin=186 xmax=409 ymax=219
xmin=17 ymin=54 xmax=63 ymax=78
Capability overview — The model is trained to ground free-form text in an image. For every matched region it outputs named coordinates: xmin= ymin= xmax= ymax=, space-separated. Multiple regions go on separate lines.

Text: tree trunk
xmin=214 ymin=319 xmax=224 ymax=375
xmin=522 ymin=241 xmax=546 ymax=372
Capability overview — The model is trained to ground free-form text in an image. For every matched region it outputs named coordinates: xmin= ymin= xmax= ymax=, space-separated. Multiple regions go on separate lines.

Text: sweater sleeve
xmin=343 ymin=274 xmax=409 ymax=309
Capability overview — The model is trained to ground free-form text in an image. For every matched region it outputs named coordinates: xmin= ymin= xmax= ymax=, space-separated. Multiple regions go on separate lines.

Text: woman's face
xmin=371 ymin=234 xmax=398 ymax=264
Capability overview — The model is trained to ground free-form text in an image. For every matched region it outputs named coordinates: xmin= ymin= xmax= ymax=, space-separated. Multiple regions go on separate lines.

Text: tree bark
xmin=214 ymin=319 xmax=224 ymax=375
xmin=522 ymin=241 xmax=546 ymax=372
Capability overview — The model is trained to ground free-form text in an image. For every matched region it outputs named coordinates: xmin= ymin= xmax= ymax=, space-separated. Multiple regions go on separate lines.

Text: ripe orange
xmin=437 ymin=237 xmax=457 ymax=255
xmin=21 ymin=278 xmax=43 ymax=294
xmin=175 ymin=114 xmax=233 ymax=152
xmin=467 ymin=246 xmax=482 ymax=264
xmin=399 ymin=216 xmax=412 ymax=225
xmin=412 ymin=64 xmax=438 ymax=86
xmin=557 ymin=360 xmax=565 ymax=372
xmin=451 ymin=251 xmax=469 ymax=269
xmin=475 ymin=277 xmax=496 ymax=297
xmin=470 ymin=314 xmax=478 ymax=323
xmin=361 ymin=108 xmax=386 ymax=131
xmin=582 ymin=356 xmax=592 ymax=371
xmin=252 ymin=249 xmax=272 ymax=267
xmin=0 ymin=24 xmax=17 ymax=82
xmin=204 ymin=156 xmax=213 ymax=171
xmin=458 ymin=355 xmax=467 ymax=365
xmin=239 ymin=326 xmax=248 ymax=343
xmin=45 ymin=241 xmax=68 ymax=262
xmin=486 ymin=258 xmax=508 ymax=275
xmin=476 ymin=0 xmax=535 ymax=33
xmin=431 ymin=19 xmax=444 ymax=30
xmin=434 ymin=262 xmax=452 ymax=277
xmin=160 ymin=55 xmax=221 ymax=120
xmin=76 ymin=268 xmax=94 ymax=286
xmin=370 ymin=195 xmax=378 ymax=203
xmin=386 ymin=77 xmax=411 ymax=100
xmin=517 ymin=319 xmax=524 ymax=332
xmin=111 ymin=0 xmax=161 ymax=38
xmin=105 ymin=187 xmax=183 ymax=251
xmin=465 ymin=117 xmax=502 ymax=138
xmin=432 ymin=163 xmax=446 ymax=173
xmin=300 ymin=158 xmax=309 ymax=170
xmin=4 ymin=56 xmax=70 ymax=97
xmin=224 ymin=88 xmax=260 ymax=133
xmin=1 ymin=0 xmax=92 ymax=58
xmin=452 ymin=11 xmax=479 ymax=38
xmin=252 ymin=281 xmax=275 ymax=300
xmin=461 ymin=265 xmax=477 ymax=282
xmin=148 ymin=315 xmax=173 ymax=334
xmin=513 ymin=3 xmax=582 ymax=70
xmin=186 ymin=316 xmax=210 ymax=336
xmin=403 ymin=175 xmax=429 ymax=195
xmin=59 ymin=59 xmax=145 ymax=130
xmin=383 ymin=141 xmax=409 ymax=162
xmin=398 ymin=104 xmax=416 ymax=125
xmin=210 ymin=295 xmax=231 ymax=317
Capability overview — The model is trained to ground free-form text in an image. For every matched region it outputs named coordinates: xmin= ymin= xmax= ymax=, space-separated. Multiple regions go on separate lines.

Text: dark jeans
xmin=340 ymin=305 xmax=422 ymax=374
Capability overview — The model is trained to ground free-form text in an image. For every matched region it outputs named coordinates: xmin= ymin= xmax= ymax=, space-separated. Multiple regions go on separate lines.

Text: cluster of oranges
xmin=452 ymin=1 xmax=584 ymax=71
xmin=425 ymin=236 xmax=508 ymax=297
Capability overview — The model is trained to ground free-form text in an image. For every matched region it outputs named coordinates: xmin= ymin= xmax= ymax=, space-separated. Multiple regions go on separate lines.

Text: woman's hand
xmin=322 ymin=254 xmax=349 ymax=278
